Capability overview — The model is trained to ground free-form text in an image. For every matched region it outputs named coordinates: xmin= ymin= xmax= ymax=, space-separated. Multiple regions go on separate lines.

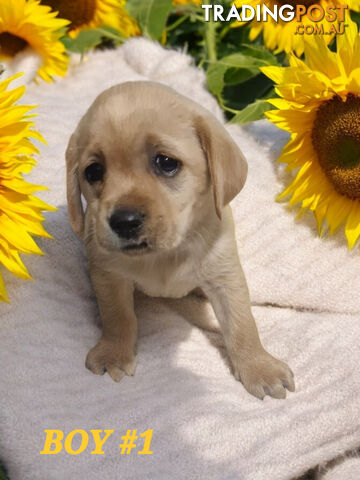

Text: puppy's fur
xmin=66 ymin=81 xmax=295 ymax=399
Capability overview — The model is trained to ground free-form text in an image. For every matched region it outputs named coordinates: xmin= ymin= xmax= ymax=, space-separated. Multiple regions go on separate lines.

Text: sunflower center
xmin=0 ymin=32 xmax=28 ymax=57
xmin=312 ymin=93 xmax=360 ymax=199
xmin=41 ymin=0 xmax=97 ymax=29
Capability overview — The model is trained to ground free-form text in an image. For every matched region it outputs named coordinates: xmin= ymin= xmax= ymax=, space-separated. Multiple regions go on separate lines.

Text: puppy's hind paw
xmin=85 ymin=338 xmax=136 ymax=383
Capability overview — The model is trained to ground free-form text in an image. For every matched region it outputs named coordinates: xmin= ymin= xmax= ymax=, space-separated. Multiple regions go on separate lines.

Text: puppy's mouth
xmin=123 ymin=241 xmax=148 ymax=251
xmin=120 ymin=239 xmax=150 ymax=255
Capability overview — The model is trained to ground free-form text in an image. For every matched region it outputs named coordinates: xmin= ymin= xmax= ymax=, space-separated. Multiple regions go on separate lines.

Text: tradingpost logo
xmin=202 ymin=3 xmax=349 ymax=35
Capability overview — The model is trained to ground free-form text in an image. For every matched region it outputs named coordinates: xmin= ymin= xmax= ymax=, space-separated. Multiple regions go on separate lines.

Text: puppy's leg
xmin=202 ymin=253 xmax=295 ymax=400
xmin=85 ymin=269 xmax=137 ymax=382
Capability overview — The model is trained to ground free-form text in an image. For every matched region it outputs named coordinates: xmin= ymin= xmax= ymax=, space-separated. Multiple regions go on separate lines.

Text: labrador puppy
xmin=66 ymin=81 xmax=295 ymax=400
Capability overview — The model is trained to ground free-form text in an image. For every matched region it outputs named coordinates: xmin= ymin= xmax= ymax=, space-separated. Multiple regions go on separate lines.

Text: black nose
xmin=109 ymin=209 xmax=144 ymax=239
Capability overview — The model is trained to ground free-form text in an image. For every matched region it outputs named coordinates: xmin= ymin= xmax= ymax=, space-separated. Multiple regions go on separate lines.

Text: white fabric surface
xmin=0 ymin=38 xmax=359 ymax=480
xmin=319 ymin=456 xmax=360 ymax=480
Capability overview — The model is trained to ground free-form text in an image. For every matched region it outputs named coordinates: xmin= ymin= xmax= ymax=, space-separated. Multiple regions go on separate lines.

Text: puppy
xmin=66 ymin=81 xmax=295 ymax=400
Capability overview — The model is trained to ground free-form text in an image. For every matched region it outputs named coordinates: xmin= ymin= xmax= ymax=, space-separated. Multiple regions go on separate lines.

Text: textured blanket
xmin=0 ymin=38 xmax=359 ymax=480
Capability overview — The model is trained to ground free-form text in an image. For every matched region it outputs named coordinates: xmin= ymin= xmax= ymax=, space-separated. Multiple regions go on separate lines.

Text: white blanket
xmin=0 ymin=38 xmax=359 ymax=480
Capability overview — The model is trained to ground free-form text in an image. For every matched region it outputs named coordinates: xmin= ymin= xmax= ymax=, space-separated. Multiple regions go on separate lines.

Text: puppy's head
xmin=66 ymin=82 xmax=247 ymax=255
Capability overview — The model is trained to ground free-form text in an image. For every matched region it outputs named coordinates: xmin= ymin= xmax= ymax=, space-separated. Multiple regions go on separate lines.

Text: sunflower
xmin=0 ymin=74 xmax=55 ymax=302
xmin=261 ymin=19 xmax=360 ymax=249
xmin=41 ymin=0 xmax=140 ymax=38
xmin=233 ymin=0 xmax=360 ymax=56
xmin=0 ymin=0 xmax=69 ymax=82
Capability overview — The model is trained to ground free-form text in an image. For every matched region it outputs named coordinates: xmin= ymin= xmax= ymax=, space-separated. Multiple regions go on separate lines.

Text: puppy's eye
xmin=153 ymin=154 xmax=179 ymax=177
xmin=84 ymin=162 xmax=104 ymax=183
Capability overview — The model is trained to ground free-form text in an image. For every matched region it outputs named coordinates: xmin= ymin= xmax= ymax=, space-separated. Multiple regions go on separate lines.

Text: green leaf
xmin=96 ymin=26 xmax=127 ymax=42
xmin=61 ymin=27 xmax=125 ymax=54
xmin=62 ymin=30 xmax=104 ymax=53
xmin=224 ymin=67 xmax=258 ymax=86
xmin=126 ymin=0 xmax=173 ymax=40
xmin=206 ymin=51 xmax=277 ymax=96
xmin=351 ymin=10 xmax=360 ymax=23
xmin=214 ymin=52 xmax=273 ymax=70
xmin=207 ymin=63 xmax=229 ymax=96
xmin=228 ymin=99 xmax=273 ymax=125
xmin=238 ymin=44 xmax=280 ymax=65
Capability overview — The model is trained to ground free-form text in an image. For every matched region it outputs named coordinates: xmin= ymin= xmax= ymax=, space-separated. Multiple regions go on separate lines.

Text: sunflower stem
xmin=219 ymin=24 xmax=231 ymax=40
xmin=217 ymin=95 xmax=240 ymax=115
xmin=204 ymin=14 xmax=218 ymax=62
xmin=166 ymin=14 xmax=189 ymax=33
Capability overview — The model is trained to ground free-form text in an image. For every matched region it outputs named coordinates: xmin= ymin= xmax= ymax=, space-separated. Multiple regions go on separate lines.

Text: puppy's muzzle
xmin=109 ymin=208 xmax=144 ymax=240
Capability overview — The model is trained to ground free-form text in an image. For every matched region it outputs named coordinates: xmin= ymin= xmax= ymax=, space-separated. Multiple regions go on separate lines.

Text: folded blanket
xmin=0 ymin=38 xmax=359 ymax=480
xmin=320 ymin=456 xmax=360 ymax=479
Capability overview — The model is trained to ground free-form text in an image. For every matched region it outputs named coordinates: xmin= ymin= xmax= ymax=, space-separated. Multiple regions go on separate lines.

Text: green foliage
xmin=161 ymin=3 xmax=281 ymax=123
xmin=207 ymin=48 xmax=279 ymax=96
xmin=62 ymin=27 xmax=126 ymax=54
xmin=57 ymin=1 xmax=360 ymax=124
xmin=59 ymin=1 xmax=285 ymax=124
xmin=351 ymin=10 xmax=360 ymax=29
xmin=205 ymin=43 xmax=279 ymax=122
xmin=228 ymin=99 xmax=273 ymax=124
xmin=126 ymin=0 xmax=173 ymax=40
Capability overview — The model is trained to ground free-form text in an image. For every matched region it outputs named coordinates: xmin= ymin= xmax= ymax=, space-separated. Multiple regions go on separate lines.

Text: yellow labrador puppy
xmin=66 ymin=81 xmax=295 ymax=400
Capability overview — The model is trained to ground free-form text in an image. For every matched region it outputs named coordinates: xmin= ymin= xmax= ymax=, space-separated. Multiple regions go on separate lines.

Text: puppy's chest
xmin=132 ymin=262 xmax=199 ymax=298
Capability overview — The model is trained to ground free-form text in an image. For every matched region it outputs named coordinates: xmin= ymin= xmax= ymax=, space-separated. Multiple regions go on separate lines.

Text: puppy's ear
xmin=66 ymin=132 xmax=84 ymax=237
xmin=195 ymin=114 xmax=248 ymax=219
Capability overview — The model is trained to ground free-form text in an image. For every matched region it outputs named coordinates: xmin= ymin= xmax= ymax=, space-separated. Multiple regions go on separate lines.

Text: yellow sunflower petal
xmin=263 ymin=20 xmax=360 ymax=248
xmin=0 ymin=215 xmax=43 ymax=255
xmin=326 ymin=195 xmax=355 ymax=234
xmin=0 ymin=74 xmax=54 ymax=301
xmin=313 ymin=202 xmax=328 ymax=235
xmin=337 ymin=14 xmax=358 ymax=73
xmin=232 ymin=0 xmax=359 ymax=56
xmin=345 ymin=205 xmax=360 ymax=249
xmin=0 ymin=0 xmax=69 ymax=82
xmin=0 ymin=246 xmax=32 ymax=281
xmin=0 ymin=271 xmax=10 ymax=303
xmin=304 ymin=34 xmax=344 ymax=80
xmin=265 ymin=109 xmax=315 ymax=134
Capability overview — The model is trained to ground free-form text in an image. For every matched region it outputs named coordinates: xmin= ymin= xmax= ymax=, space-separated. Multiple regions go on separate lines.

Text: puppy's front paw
xmin=85 ymin=338 xmax=136 ymax=382
xmin=233 ymin=350 xmax=295 ymax=400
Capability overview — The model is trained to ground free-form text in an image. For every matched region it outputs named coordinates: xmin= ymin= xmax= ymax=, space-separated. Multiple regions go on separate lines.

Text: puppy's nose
xmin=109 ymin=209 xmax=144 ymax=239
